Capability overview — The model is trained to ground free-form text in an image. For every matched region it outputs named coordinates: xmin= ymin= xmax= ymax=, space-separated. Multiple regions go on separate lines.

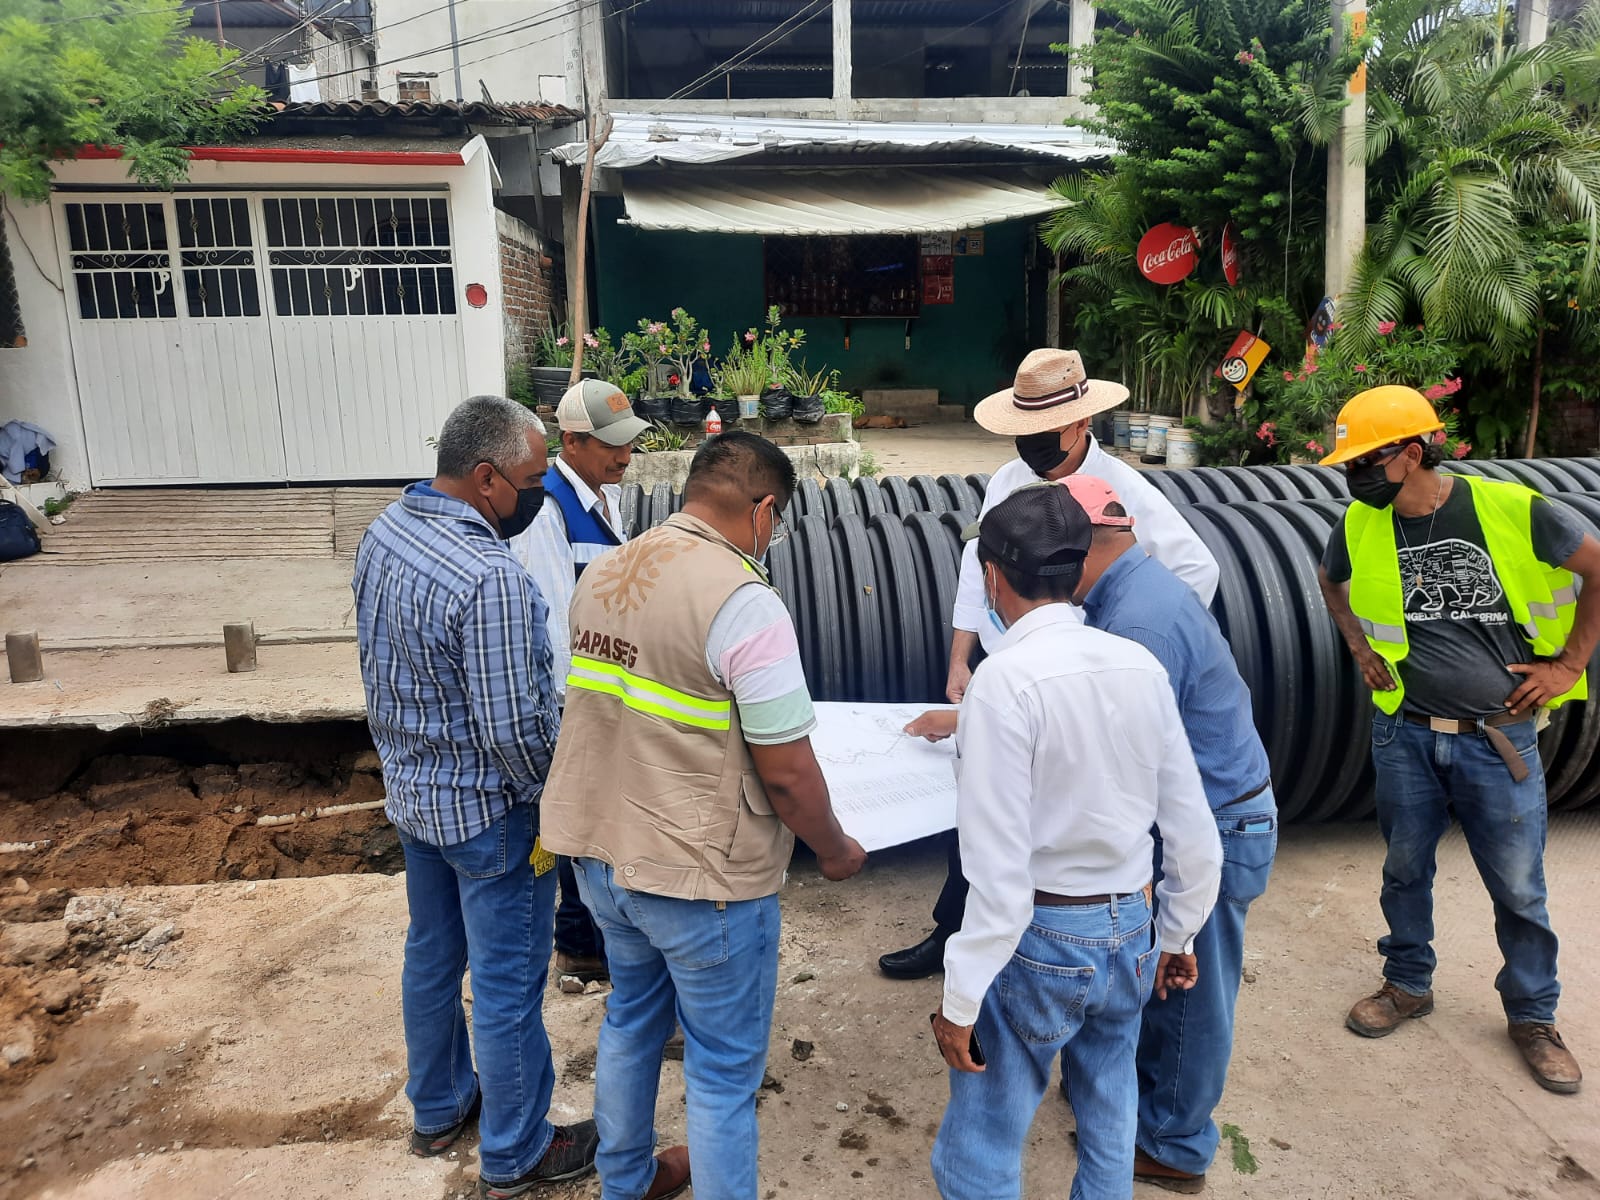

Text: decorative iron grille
xmin=176 ymin=198 xmax=262 ymax=319
xmin=64 ymin=201 xmax=176 ymax=320
xmin=262 ymin=195 xmax=456 ymax=318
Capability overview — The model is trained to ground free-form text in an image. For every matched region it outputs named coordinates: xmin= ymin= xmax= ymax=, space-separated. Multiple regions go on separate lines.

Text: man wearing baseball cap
xmin=928 ymin=483 xmax=1221 ymax=1200
xmin=1060 ymin=474 xmax=1275 ymax=1192
xmin=1319 ymin=385 xmax=1600 ymax=1094
xmin=880 ymin=348 xmax=1219 ymax=981
xmin=512 ymin=379 xmax=649 ymax=984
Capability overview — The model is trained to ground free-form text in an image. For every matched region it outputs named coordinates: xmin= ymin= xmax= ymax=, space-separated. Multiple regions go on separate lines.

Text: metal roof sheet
xmin=553 ymin=111 xmax=1113 ymax=168
xmin=272 ymin=99 xmax=582 ymax=126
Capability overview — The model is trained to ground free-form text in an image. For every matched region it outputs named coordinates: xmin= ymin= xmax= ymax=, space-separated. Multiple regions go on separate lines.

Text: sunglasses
xmin=1346 ymin=444 xmax=1408 ymax=472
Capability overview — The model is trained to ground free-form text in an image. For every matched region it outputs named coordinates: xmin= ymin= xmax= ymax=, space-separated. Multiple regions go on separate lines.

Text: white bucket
xmin=1113 ymin=410 xmax=1132 ymax=449
xmin=1165 ymin=426 xmax=1200 ymax=468
xmin=738 ymin=394 xmax=761 ymax=420
xmin=1128 ymin=413 xmax=1151 ymax=454
xmin=1147 ymin=415 xmax=1172 ymax=457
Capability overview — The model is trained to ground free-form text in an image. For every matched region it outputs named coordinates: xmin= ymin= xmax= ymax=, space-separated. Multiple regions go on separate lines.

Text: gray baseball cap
xmin=556 ymin=379 xmax=649 ymax=447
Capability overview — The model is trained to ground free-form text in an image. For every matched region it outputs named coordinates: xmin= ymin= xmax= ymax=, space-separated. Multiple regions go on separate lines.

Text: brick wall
xmin=497 ymin=211 xmax=562 ymax=368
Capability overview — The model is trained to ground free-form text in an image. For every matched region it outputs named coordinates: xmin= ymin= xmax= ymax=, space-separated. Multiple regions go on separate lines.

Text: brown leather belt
xmin=1403 ymin=710 xmax=1531 ymax=783
xmin=1035 ymin=885 xmax=1152 ymax=907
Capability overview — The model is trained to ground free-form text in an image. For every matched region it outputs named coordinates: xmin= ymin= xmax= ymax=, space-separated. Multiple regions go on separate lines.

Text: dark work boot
xmin=1509 ymin=1023 xmax=1582 ymax=1094
xmin=1346 ymin=981 xmax=1434 ymax=1038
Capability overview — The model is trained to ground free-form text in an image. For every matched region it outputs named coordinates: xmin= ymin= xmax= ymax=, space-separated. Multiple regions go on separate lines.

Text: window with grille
xmin=765 ymin=235 xmax=920 ymax=318
xmin=262 ymin=195 xmax=457 ymax=318
xmin=176 ymin=198 xmax=262 ymax=319
xmin=64 ymin=201 xmax=176 ymax=320
xmin=0 ymin=216 xmax=23 ymax=347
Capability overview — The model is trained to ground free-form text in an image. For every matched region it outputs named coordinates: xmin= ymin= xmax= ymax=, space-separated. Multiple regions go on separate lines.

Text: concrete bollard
xmin=5 ymin=632 xmax=44 ymax=684
xmin=223 ymin=622 xmax=257 ymax=673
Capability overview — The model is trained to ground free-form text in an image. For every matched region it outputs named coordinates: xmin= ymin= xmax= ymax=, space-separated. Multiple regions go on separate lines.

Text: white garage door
xmin=57 ymin=191 xmax=468 ymax=486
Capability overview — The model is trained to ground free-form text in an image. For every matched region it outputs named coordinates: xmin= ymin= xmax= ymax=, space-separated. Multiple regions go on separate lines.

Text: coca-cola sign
xmin=1221 ymin=222 xmax=1241 ymax=287
xmin=1137 ymin=223 xmax=1199 ymax=285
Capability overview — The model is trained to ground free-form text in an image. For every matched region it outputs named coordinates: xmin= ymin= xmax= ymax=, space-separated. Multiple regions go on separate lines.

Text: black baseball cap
xmin=962 ymin=483 xmax=1092 ymax=576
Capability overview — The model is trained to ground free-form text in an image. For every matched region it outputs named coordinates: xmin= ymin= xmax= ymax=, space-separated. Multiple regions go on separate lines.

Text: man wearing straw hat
xmin=879 ymin=348 xmax=1220 ymax=983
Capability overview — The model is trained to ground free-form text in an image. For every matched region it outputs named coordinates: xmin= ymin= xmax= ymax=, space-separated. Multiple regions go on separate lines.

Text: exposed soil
xmin=0 ymin=721 xmax=400 ymax=891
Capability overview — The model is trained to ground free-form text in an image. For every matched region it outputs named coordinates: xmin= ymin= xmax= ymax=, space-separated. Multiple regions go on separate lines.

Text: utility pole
xmin=1517 ymin=0 xmax=1549 ymax=47
xmin=447 ymin=0 xmax=464 ymax=101
xmin=1324 ymin=0 xmax=1367 ymax=305
xmin=213 ymin=0 xmax=226 ymax=50
xmin=832 ymin=0 xmax=852 ymax=118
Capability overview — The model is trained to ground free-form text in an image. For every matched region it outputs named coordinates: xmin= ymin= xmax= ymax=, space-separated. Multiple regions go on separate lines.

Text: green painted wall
xmin=592 ymin=197 xmax=1043 ymax=408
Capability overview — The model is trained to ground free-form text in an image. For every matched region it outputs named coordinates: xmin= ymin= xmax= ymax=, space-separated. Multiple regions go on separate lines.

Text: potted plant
xmin=717 ymin=341 xmax=770 ymax=420
xmin=785 ymin=361 xmax=835 ymax=425
xmin=531 ymin=320 xmax=597 ymax=408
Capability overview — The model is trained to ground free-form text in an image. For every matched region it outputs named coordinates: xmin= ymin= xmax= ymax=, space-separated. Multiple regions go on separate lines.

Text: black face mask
xmin=1016 ymin=431 xmax=1070 ymax=476
xmin=488 ymin=467 xmax=545 ymax=540
xmin=1346 ymin=463 xmax=1403 ymax=510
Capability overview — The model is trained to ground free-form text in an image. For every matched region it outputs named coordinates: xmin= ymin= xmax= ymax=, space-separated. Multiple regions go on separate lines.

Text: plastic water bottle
xmin=705 ymin=407 xmax=723 ymax=437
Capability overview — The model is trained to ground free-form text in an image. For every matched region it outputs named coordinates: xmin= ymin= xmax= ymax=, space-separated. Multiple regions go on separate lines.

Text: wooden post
xmin=223 ymin=623 xmax=258 ymax=674
xmin=5 ymin=632 xmax=44 ymax=684
xmin=568 ymin=114 xmax=614 ymax=386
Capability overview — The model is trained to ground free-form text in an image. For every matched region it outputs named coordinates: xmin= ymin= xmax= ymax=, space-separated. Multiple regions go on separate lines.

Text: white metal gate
xmin=56 ymin=191 xmax=468 ymax=485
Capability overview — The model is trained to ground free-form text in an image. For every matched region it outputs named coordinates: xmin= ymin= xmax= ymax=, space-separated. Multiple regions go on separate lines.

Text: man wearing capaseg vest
xmin=1319 ymin=385 xmax=1600 ymax=1095
xmin=512 ymin=380 xmax=650 ymax=984
xmin=541 ymin=431 xmax=867 ymax=1200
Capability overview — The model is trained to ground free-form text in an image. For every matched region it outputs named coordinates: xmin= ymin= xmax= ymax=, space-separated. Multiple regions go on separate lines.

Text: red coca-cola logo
xmin=1221 ymin=222 xmax=1241 ymax=287
xmin=1137 ymin=223 xmax=1199 ymax=285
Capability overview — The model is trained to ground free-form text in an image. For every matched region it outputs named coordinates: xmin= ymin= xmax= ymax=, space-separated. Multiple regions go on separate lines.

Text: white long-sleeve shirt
xmin=510 ymin=457 xmax=624 ymax=702
xmin=941 ymin=604 xmax=1223 ymax=1027
xmin=953 ymin=439 xmax=1220 ymax=642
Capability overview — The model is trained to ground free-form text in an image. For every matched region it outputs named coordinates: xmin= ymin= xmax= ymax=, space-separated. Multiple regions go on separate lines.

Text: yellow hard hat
xmin=1319 ymin=385 xmax=1444 ymax=466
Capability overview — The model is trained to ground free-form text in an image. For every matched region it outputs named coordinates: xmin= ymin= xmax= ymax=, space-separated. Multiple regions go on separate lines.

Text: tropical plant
xmin=822 ymin=388 xmax=865 ymax=419
xmin=785 ymin=360 xmax=837 ymax=397
xmin=0 ymin=0 xmax=265 ymax=201
xmin=744 ymin=306 xmax=806 ymax=390
xmin=1339 ymin=0 xmax=1600 ymax=358
xmin=636 ymin=421 xmax=692 ymax=452
xmin=716 ymin=343 xmax=770 ymax=396
xmin=505 ymin=360 xmax=537 ymax=408
xmin=535 ymin=320 xmax=573 ymax=368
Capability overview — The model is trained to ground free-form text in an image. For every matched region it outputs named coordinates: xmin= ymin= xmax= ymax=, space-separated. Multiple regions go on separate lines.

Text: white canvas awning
xmin=619 ymin=169 xmax=1068 ymax=235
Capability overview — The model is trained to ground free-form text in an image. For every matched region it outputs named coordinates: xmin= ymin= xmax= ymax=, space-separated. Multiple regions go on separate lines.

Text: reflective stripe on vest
xmin=1345 ymin=474 xmax=1585 ymax=713
xmin=566 ymin=654 xmax=733 ymax=730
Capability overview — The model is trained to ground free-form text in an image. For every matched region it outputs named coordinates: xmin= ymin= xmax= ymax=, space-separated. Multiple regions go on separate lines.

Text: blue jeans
xmin=931 ymin=891 xmax=1157 ymax=1200
xmin=1137 ymin=799 xmax=1278 ymax=1175
xmin=574 ymin=858 xmax=780 ymax=1200
xmin=1371 ymin=711 xmax=1559 ymax=1024
xmin=398 ymin=804 xmax=558 ymax=1185
xmin=556 ymin=854 xmax=605 ymax=959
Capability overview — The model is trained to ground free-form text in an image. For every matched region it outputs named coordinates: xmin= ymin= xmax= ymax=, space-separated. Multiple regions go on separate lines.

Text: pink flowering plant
xmin=1264 ymin=320 xmax=1469 ymax=461
xmin=622 ymin=312 xmax=709 ymax=396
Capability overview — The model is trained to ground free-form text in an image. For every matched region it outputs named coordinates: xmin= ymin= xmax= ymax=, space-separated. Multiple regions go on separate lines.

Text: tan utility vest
xmin=541 ymin=513 xmax=792 ymax=902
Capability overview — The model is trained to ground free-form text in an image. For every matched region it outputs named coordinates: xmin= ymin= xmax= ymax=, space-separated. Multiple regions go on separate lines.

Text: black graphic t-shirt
xmin=1323 ymin=480 xmax=1585 ymax=717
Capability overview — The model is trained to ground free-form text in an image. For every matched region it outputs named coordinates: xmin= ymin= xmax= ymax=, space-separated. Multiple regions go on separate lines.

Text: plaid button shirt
xmin=353 ymin=482 xmax=560 ymax=847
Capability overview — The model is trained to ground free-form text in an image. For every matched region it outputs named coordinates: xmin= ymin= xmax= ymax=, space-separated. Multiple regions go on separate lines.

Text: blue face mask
xmin=985 ymin=571 xmax=1007 ymax=634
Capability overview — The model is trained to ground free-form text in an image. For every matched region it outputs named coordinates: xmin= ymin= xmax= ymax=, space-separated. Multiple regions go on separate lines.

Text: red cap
xmin=1058 ymin=474 xmax=1134 ymax=528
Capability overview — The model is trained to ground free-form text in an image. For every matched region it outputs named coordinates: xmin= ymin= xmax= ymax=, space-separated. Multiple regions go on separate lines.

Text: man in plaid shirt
xmin=354 ymin=394 xmax=598 ymax=1199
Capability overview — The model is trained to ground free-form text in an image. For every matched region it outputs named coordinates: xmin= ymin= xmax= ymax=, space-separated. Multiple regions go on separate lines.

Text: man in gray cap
xmin=512 ymin=379 xmax=649 ymax=982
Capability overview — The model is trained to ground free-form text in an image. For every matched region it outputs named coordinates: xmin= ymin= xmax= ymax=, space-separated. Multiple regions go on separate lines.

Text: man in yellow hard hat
xmin=1317 ymin=385 xmax=1600 ymax=1095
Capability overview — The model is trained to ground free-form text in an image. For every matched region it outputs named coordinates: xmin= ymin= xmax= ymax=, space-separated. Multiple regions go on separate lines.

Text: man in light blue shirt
xmin=1065 ymin=473 xmax=1276 ymax=1193
xmin=354 ymin=395 xmax=597 ymax=1200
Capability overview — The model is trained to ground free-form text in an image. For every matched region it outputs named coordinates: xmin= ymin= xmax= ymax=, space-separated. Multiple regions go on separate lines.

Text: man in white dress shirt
xmin=880 ymin=347 xmax=1221 ymax=980
xmin=929 ymin=484 xmax=1222 ymax=1200
xmin=511 ymin=380 xmax=647 ymax=983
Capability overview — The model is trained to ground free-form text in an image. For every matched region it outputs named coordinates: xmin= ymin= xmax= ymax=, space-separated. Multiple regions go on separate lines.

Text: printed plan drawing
xmin=809 ymin=702 xmax=958 ymax=851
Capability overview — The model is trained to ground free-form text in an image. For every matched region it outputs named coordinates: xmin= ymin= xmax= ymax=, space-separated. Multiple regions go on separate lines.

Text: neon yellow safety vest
xmin=1344 ymin=474 xmax=1585 ymax=714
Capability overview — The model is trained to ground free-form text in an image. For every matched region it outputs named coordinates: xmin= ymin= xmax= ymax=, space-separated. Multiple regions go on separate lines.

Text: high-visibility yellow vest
xmin=1344 ymin=474 xmax=1585 ymax=714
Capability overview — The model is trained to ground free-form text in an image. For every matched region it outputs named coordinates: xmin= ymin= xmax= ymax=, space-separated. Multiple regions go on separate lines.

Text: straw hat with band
xmin=1319 ymin=385 xmax=1444 ymax=466
xmin=975 ymin=348 xmax=1131 ymax=437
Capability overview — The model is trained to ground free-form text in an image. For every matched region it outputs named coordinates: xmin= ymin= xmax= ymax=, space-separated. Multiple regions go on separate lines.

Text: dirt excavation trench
xmin=0 ymin=720 xmax=400 ymax=891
